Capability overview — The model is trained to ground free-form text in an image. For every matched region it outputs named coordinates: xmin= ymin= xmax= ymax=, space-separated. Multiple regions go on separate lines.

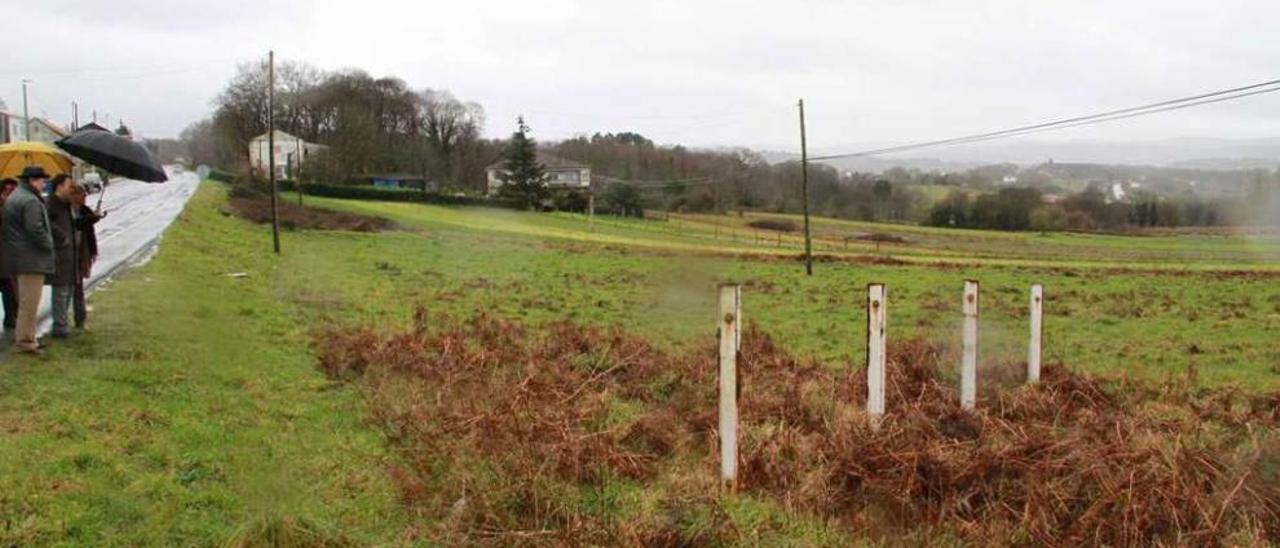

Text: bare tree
xmin=211 ymin=61 xmax=270 ymax=168
xmin=418 ymin=89 xmax=485 ymax=186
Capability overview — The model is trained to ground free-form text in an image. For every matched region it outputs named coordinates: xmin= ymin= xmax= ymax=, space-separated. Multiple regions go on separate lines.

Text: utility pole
xmin=587 ymin=189 xmax=595 ymax=231
xmin=268 ymin=50 xmax=281 ymax=255
xmin=72 ymin=101 xmax=79 ymax=130
xmin=21 ymin=79 xmax=32 ymax=141
xmin=295 ymin=135 xmax=304 ymax=205
xmin=798 ymin=99 xmax=813 ymax=276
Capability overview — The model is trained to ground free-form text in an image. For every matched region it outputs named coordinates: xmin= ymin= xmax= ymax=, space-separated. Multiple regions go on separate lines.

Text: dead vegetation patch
xmin=315 ymin=310 xmax=1280 ymax=545
xmin=746 ymin=219 xmax=798 ymax=232
xmin=855 ymin=232 xmax=908 ymax=244
xmin=227 ymin=186 xmax=396 ymax=232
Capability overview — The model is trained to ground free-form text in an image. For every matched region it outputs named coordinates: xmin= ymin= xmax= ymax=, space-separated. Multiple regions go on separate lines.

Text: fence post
xmin=866 ymin=283 xmax=887 ymax=425
xmin=718 ymin=284 xmax=742 ymax=491
xmin=961 ymin=280 xmax=979 ymax=410
xmin=1028 ymin=284 xmax=1044 ymax=384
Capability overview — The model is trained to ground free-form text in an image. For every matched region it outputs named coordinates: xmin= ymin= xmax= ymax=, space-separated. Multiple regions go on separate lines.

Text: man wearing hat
xmin=2 ymin=166 xmax=55 ymax=354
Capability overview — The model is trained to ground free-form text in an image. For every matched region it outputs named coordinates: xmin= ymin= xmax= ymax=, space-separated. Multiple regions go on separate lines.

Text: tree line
xmin=182 ymin=59 xmax=497 ymax=191
xmin=185 ymin=58 xmax=1280 ymax=231
xmin=925 ymin=181 xmax=1278 ymax=232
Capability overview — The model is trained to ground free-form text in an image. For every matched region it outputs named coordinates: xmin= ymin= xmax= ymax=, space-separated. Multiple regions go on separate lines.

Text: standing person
xmin=0 ymin=178 xmax=19 ymax=331
xmin=70 ymin=183 xmax=103 ymax=329
xmin=46 ymin=175 xmax=78 ymax=339
xmin=2 ymin=167 xmax=55 ymax=354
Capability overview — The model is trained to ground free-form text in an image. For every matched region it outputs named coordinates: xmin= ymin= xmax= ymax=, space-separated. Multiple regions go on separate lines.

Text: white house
xmin=248 ymin=130 xmax=326 ymax=179
xmin=486 ymin=152 xmax=591 ymax=195
xmin=0 ymin=111 xmax=68 ymax=145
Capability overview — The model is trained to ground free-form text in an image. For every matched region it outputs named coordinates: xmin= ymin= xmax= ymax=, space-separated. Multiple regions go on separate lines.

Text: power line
xmin=810 ymin=78 xmax=1280 ymax=161
xmin=600 ymin=176 xmax=715 ymax=187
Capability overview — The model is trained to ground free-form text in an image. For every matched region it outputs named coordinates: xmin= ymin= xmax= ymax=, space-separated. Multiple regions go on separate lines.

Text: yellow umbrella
xmin=0 ymin=141 xmax=75 ymax=180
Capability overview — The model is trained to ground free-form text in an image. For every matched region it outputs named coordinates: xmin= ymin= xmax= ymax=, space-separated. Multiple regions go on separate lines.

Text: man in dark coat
xmin=47 ymin=175 xmax=79 ymax=338
xmin=0 ymin=178 xmax=19 ymax=330
xmin=2 ymin=166 xmax=55 ymax=354
xmin=70 ymin=183 xmax=103 ymax=329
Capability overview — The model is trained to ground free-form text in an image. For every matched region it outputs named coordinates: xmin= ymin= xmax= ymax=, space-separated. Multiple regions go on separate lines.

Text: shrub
xmin=552 ymin=190 xmax=589 ymax=212
xmin=207 ymin=168 xmax=236 ymax=183
xmin=1029 ymin=205 xmax=1069 ymax=232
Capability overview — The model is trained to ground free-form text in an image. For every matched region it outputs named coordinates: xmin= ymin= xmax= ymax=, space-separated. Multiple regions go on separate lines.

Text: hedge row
xmin=207 ymin=168 xmax=236 ymax=183
xmin=296 ymin=183 xmax=523 ymax=209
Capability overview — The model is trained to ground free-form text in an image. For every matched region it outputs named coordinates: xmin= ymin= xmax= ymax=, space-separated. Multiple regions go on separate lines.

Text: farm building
xmin=248 ymin=130 xmax=327 ymax=179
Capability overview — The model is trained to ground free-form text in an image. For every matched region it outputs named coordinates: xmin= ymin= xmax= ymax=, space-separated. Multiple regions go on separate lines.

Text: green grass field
xmin=2 ymin=182 xmax=1278 ymax=545
xmin=293 ymin=191 xmax=1280 ymax=389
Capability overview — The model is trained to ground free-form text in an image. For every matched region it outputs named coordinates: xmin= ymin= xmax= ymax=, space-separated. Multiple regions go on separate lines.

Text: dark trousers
xmin=0 ymin=277 xmax=16 ymax=329
xmin=74 ymin=279 xmax=86 ymax=328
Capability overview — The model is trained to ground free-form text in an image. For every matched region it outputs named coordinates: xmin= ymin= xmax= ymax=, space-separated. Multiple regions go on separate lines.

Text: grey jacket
xmin=2 ymin=183 xmax=55 ymax=276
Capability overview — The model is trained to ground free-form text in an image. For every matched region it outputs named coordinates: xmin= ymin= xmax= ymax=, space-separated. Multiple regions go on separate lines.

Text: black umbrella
xmin=55 ymin=129 xmax=168 ymax=183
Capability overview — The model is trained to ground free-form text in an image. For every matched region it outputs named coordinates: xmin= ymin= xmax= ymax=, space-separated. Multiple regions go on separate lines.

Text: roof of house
xmin=76 ymin=122 xmax=110 ymax=132
xmin=29 ymin=117 xmax=68 ymax=137
xmin=487 ymin=152 xmax=589 ymax=171
xmin=252 ymin=129 xmax=314 ymax=142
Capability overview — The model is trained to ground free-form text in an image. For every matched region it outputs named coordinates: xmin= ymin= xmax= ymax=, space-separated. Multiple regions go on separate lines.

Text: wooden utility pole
xmin=798 ymin=99 xmax=813 ymax=276
xmin=268 ymin=50 xmax=281 ymax=255
xmin=587 ymin=190 xmax=595 ymax=232
xmin=295 ymin=135 xmax=304 ymax=206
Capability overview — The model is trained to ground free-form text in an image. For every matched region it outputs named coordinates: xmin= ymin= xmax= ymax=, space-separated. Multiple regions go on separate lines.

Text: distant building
xmin=486 ymin=152 xmax=590 ymax=195
xmin=364 ymin=173 xmax=436 ymax=192
xmin=248 ymin=130 xmax=327 ymax=179
xmin=0 ymin=111 xmax=68 ymax=144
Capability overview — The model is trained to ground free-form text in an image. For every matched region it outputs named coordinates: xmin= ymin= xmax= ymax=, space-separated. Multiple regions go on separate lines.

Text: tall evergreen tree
xmin=498 ymin=117 xmax=547 ymax=209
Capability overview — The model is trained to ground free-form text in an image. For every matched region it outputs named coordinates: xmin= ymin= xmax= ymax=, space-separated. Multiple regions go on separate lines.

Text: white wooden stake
xmin=866 ymin=284 xmax=887 ymax=424
xmin=961 ymin=280 xmax=979 ymax=410
xmin=717 ymin=284 xmax=741 ymax=490
xmin=1028 ymin=284 xmax=1044 ymax=384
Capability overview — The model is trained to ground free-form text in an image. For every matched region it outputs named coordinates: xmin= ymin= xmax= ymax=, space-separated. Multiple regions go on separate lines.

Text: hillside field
xmin=293 ymin=191 xmax=1280 ymax=389
xmin=2 ymin=182 xmax=1277 ymax=545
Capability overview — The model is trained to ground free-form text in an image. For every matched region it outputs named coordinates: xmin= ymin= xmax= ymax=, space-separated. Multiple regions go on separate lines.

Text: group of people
xmin=0 ymin=165 xmax=104 ymax=355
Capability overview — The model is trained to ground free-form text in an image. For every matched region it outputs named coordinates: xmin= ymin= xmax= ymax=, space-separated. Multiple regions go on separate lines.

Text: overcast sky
xmin=3 ymin=0 xmax=1278 ymax=155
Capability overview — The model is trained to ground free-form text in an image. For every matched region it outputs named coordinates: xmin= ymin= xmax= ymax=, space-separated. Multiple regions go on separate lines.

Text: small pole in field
xmin=866 ymin=283 xmax=887 ymax=425
xmin=587 ymin=191 xmax=595 ymax=232
xmin=1028 ymin=284 xmax=1044 ymax=383
xmin=718 ymin=283 xmax=741 ymax=491
xmin=961 ymin=280 xmax=979 ymax=410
